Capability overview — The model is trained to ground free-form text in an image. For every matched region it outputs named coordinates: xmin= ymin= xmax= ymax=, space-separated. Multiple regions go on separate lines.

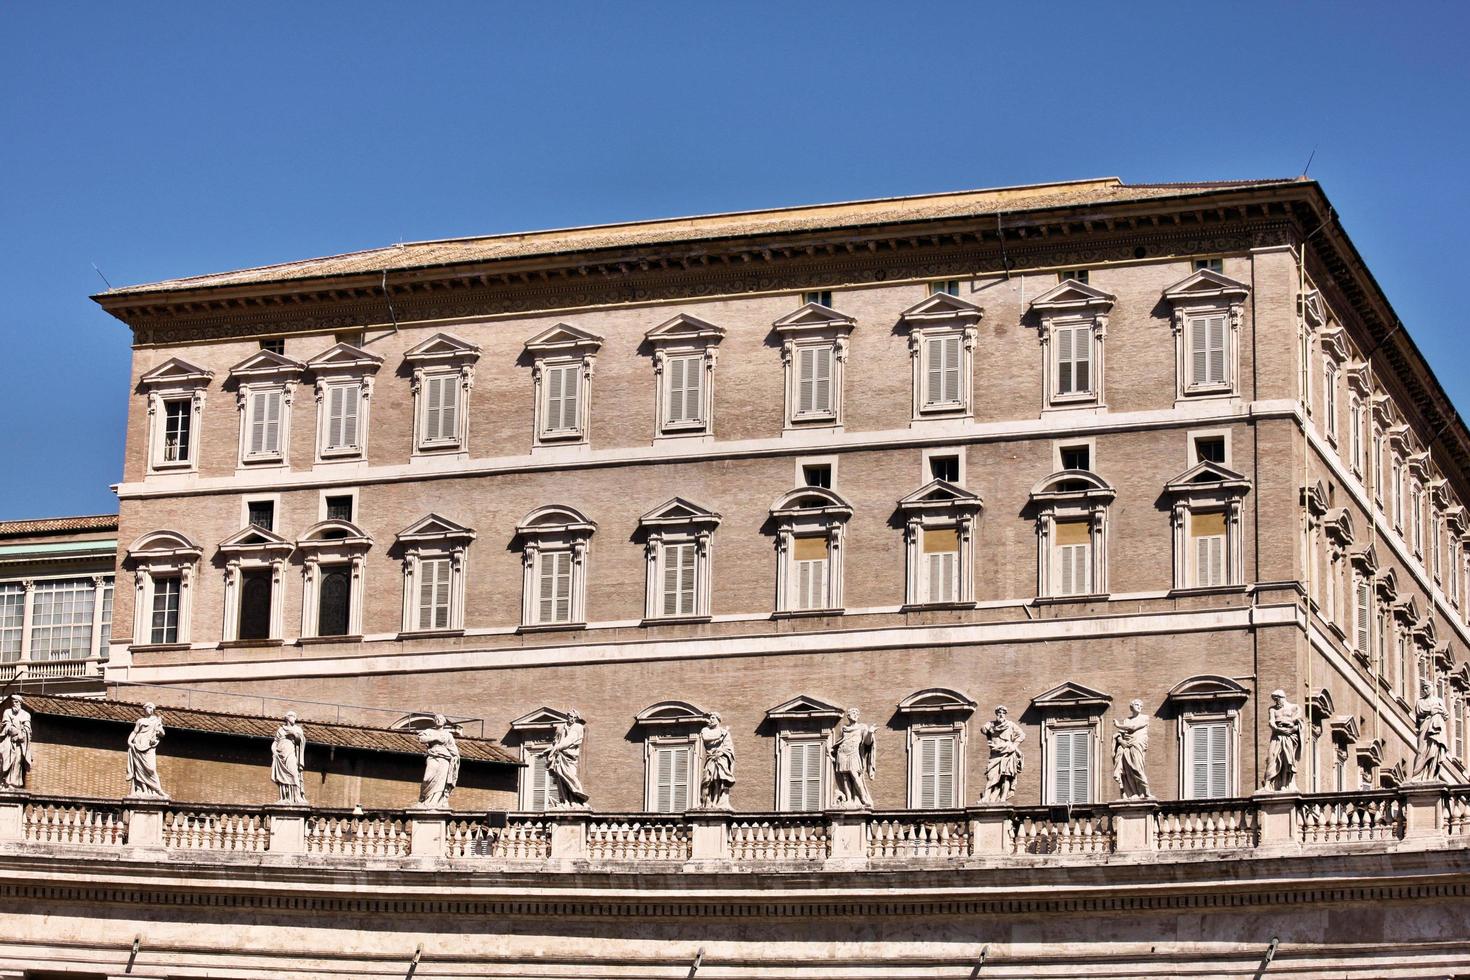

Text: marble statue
xmin=0 ymin=695 xmax=33 ymax=791
xmin=126 ymin=703 xmax=168 ymax=799
xmin=698 ymin=712 xmax=735 ymax=809
xmin=541 ymin=708 xmax=590 ymax=808
xmin=981 ymin=706 xmax=1025 ymax=802
xmin=1262 ymin=690 xmax=1302 ymax=792
xmin=831 ymin=707 xmax=877 ymax=809
xmin=412 ymin=714 xmax=461 ymax=810
xmin=1411 ymin=679 xmax=1449 ymax=784
xmin=270 ymin=711 xmax=308 ymax=805
xmin=1112 ymin=698 xmax=1151 ymax=799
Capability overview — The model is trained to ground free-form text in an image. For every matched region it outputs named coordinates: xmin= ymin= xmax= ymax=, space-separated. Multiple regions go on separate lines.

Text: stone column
xmin=967 ymin=802 xmax=1012 ymax=856
xmin=409 ymin=811 xmax=448 ymax=860
xmin=1253 ymin=791 xmax=1302 ymax=848
xmin=546 ymin=810 xmax=588 ymax=867
xmin=268 ymin=806 xmax=309 ymax=854
xmin=125 ymin=799 xmax=168 ymax=848
xmin=1402 ymin=782 xmax=1447 ymax=840
xmin=1109 ymin=799 xmax=1159 ymax=853
xmin=0 ymin=793 xmax=25 ymax=843
xmin=687 ymin=809 xmax=730 ymax=864
xmin=825 ymin=809 xmax=868 ymax=869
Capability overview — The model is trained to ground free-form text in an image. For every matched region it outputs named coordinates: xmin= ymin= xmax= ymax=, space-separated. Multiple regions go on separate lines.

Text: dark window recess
xmin=1195 ymin=437 xmax=1227 ymax=464
xmin=247 ymin=500 xmax=275 ymax=531
xmin=1060 ymin=446 xmax=1091 ymax=471
xmin=802 ymin=464 xmax=832 ymax=489
xmin=1194 ymin=258 xmax=1224 ymax=274
xmin=162 ymin=400 xmax=192 ymax=463
xmin=318 ymin=567 xmax=351 ymax=637
xmin=238 ymin=571 xmax=273 ymax=640
xmin=802 ymin=290 xmax=833 ymax=307
xmin=929 ymin=455 xmax=960 ymax=483
xmin=334 ymin=331 xmax=364 ymax=348
xmin=259 ymin=338 xmax=285 ymax=355
xmin=1059 ymin=269 xmax=1089 ymax=284
xmin=325 ymin=495 xmax=354 ymax=522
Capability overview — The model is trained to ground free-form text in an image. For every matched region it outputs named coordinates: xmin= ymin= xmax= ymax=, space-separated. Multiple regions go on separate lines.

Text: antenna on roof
xmin=1301 ymin=146 xmax=1318 ymax=177
xmin=91 ymin=263 xmax=113 ymax=289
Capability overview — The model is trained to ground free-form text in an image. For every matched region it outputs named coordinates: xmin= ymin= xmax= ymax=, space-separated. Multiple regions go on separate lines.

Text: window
xmin=921 ymin=528 xmax=960 ymax=603
xmin=639 ymin=499 xmax=719 ymax=623
xmin=421 ymin=374 xmax=460 ymax=443
xmin=929 ymin=454 xmax=960 ymax=483
xmin=151 ymin=576 xmax=181 ymax=645
xmin=296 ymin=520 xmax=370 ymax=640
xmin=27 ymin=580 xmax=94 ymax=661
xmin=900 ymin=292 xmax=981 ymax=420
xmin=1391 ymin=457 xmax=1404 ymax=528
xmin=794 ymin=346 xmax=835 ymax=417
xmin=801 ymin=463 xmax=832 ymax=489
xmin=1373 ymin=431 xmax=1385 ymax=502
xmin=1194 ymin=436 xmax=1226 ymax=464
xmin=404 ymin=332 xmax=480 ymax=456
xmin=542 ymin=363 xmax=582 ymax=436
xmin=0 ymin=585 xmax=21 ymax=661
xmin=247 ymin=500 xmax=275 ymax=531
xmin=259 ymin=338 xmax=285 ymax=355
xmin=139 ymin=357 xmax=212 ymax=474
xmin=162 ymin=400 xmax=192 ymax=464
xmin=245 ymin=388 xmax=285 ymax=460
xmin=783 ymin=739 xmax=825 ymax=811
xmin=321 ymin=382 xmax=362 ymax=455
xmin=930 ymin=280 xmax=960 ymax=296
xmin=900 ymin=481 xmax=981 ymax=607
xmin=237 ymin=570 xmax=273 ymax=641
xmin=517 ymin=506 xmax=594 ymax=630
xmin=665 ymin=355 xmax=705 ymax=427
xmin=1053 ymin=322 xmax=1093 ymax=396
xmin=654 ymin=543 xmax=696 ymax=617
xmin=774 ymin=302 xmax=853 ymax=430
xmin=1194 ymin=258 xmax=1224 ymax=273
xmin=1060 ymin=445 xmax=1091 ymax=472
xmin=1349 ymin=399 xmax=1364 ymax=475
xmin=98 ymin=579 xmax=113 ymax=655
xmin=1049 ymin=727 xmax=1093 ymax=804
xmin=1323 ymin=361 xmax=1338 ymax=441
xmin=1191 ymin=512 xmax=1227 ymax=588
xmin=325 ymin=495 xmax=354 ymax=523
xmin=771 ymin=488 xmax=851 ymax=614
xmin=923 ymin=334 xmax=964 ymax=408
xmin=1354 ymin=577 xmax=1373 ymax=654
xmin=1058 ymin=269 xmax=1089 ymax=284
xmin=792 ymin=537 xmax=829 ymax=611
xmin=1031 ymin=279 xmax=1112 ymax=410
xmin=1166 ymin=461 xmax=1250 ymax=591
xmin=650 ymin=741 xmax=695 ymax=813
xmin=645 ymin=314 xmax=723 ymax=440
xmin=1053 ymin=521 xmax=1092 ymax=596
xmin=524 ymin=746 xmax=561 ymax=811
xmin=397 ymin=514 xmax=475 ymax=634
xmin=1163 ymin=269 xmax=1247 ymax=400
xmin=913 ymin=732 xmax=958 ymax=808
xmin=417 ymin=558 xmax=452 ymax=630
xmin=317 ymin=566 xmax=352 ymax=637
xmin=802 ymin=290 xmax=832 ymax=307
xmin=1185 ymin=719 xmax=1231 ymax=799
xmin=1186 ymin=314 xmax=1228 ymax=389
xmin=526 ymin=324 xmax=602 ymax=447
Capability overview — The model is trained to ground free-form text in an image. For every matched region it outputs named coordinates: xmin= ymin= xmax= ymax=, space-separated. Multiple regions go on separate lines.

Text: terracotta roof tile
xmin=100 ymin=178 xmax=1304 ymax=297
xmin=18 ymin=693 xmax=517 ymax=766
xmin=0 ymin=515 xmax=118 ymax=539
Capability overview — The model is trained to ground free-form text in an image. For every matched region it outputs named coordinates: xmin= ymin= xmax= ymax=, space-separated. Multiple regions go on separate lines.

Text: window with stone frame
xmin=1032 ymin=682 xmax=1110 ymax=806
xmin=773 ymin=301 xmax=853 ymax=429
xmin=296 ymin=520 xmax=371 ymax=640
xmin=396 ymin=514 xmax=476 ymax=635
xmin=227 ymin=350 xmax=304 ymax=468
xmin=507 ymin=707 xmax=571 ymax=811
xmin=218 ymin=524 xmax=293 ymax=643
xmin=1166 ymin=676 xmax=1247 ymax=800
xmin=634 ymin=701 xmax=708 ymax=813
xmin=765 ymin=695 xmax=844 ymax=812
xmin=896 ymin=689 xmax=974 ymax=809
xmin=138 ymin=357 xmax=213 ymax=474
xmin=402 ymin=332 xmax=480 ymax=457
xmin=898 ymin=480 xmax=982 ymax=608
xmin=644 ymin=313 xmax=724 ymax=441
xmin=306 ymin=342 xmax=382 ymax=462
xmin=516 ymin=506 xmax=595 ymax=630
xmin=898 ymin=291 xmax=982 ymax=420
xmin=769 ymin=487 xmax=852 ymax=614
xmin=124 ymin=530 xmax=204 ymax=648
xmin=1030 ymin=470 xmax=1114 ymax=599
xmin=524 ymin=324 xmax=602 ymax=448
xmin=26 ymin=579 xmax=96 ymax=661
xmin=638 ymin=498 xmax=720 ymax=622
xmin=1161 ymin=268 xmax=1249 ymax=401
xmin=1029 ymin=278 xmax=1114 ymax=411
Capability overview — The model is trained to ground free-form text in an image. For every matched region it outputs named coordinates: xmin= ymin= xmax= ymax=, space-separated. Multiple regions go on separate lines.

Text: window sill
xmin=297 ymin=634 xmax=362 ymax=646
xmin=1031 ymin=593 xmax=1110 ymax=606
xmin=396 ymin=629 xmax=465 ymax=641
xmin=240 ymin=456 xmax=287 ymax=466
xmin=517 ymin=622 xmax=588 ymax=635
xmin=412 ymin=442 xmax=464 ymax=457
xmin=787 ymin=413 xmax=839 ymax=426
xmin=149 ymin=461 xmax=195 ymax=474
xmin=1181 ymin=385 xmax=1236 ymax=398
xmin=128 ymin=643 xmax=192 ymax=654
xmin=536 ymin=431 xmax=586 ymax=444
xmin=900 ymin=601 xmax=977 ymax=613
xmin=1047 ymin=393 xmax=1099 ymax=406
xmin=639 ymin=615 xmax=713 ymax=627
xmin=315 ymin=452 xmax=365 ymax=464
xmin=654 ymin=428 xmax=713 ymax=443
xmin=1167 ymin=584 xmax=1248 ymax=598
xmin=771 ymin=608 xmax=844 ymax=619
xmin=916 ymin=404 xmax=967 ymax=416
xmin=219 ymin=638 xmax=285 ymax=649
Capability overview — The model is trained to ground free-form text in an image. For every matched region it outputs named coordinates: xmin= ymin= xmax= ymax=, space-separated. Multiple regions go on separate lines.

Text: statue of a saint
xmin=981 ymin=706 xmax=1025 ymax=802
xmin=542 ymin=708 xmax=590 ymax=808
xmin=831 ymin=707 xmax=877 ymax=809
xmin=270 ymin=711 xmax=308 ymax=805
xmin=412 ymin=714 xmax=461 ymax=810
xmin=1411 ymin=679 xmax=1449 ymax=784
xmin=1112 ymin=699 xmax=1151 ymax=799
xmin=698 ymin=712 xmax=735 ymax=809
xmin=1262 ymin=690 xmax=1302 ymax=792
xmin=126 ymin=703 xmax=168 ymax=799
xmin=0 ymin=695 xmax=33 ymax=791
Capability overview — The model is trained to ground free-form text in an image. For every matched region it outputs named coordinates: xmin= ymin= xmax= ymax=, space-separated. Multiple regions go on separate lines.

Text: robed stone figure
xmin=1411 ymin=680 xmax=1449 ymax=783
xmin=981 ymin=706 xmax=1025 ymax=802
xmin=699 ymin=712 xmax=735 ymax=809
xmin=1112 ymin=699 xmax=1151 ymax=799
xmin=413 ymin=714 xmax=461 ymax=810
xmin=1262 ymin=690 xmax=1302 ymax=793
xmin=542 ymin=708 xmax=590 ymax=808
xmin=831 ymin=707 xmax=876 ymax=809
xmin=0 ymin=695 xmax=33 ymax=791
xmin=126 ymin=703 xmax=168 ymax=799
xmin=270 ymin=711 xmax=308 ymax=805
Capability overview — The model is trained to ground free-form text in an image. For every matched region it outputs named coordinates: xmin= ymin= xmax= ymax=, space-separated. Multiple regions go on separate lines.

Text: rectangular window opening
xmin=1194 ymin=436 xmax=1227 ymax=465
xmin=325 ymin=495 xmax=354 ymax=523
xmin=150 ymin=576 xmax=181 ymax=645
xmin=247 ymin=500 xmax=275 ymax=532
xmin=929 ymin=454 xmax=960 ymax=483
xmin=162 ymin=400 xmax=192 ymax=464
xmin=801 ymin=463 xmax=832 ymax=489
xmin=802 ymin=290 xmax=833 ymax=307
xmin=1060 ymin=445 xmax=1091 ymax=472
xmin=1059 ymin=269 xmax=1089 ymax=284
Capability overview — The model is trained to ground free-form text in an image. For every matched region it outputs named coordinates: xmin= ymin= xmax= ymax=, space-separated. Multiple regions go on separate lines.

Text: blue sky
xmin=2 ymin=1 xmax=1468 ymax=520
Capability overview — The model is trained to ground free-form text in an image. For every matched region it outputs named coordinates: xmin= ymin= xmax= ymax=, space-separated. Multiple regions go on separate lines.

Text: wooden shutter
xmin=1051 ymin=729 xmax=1092 ymax=804
xmin=327 ymin=384 xmax=358 ymax=450
xmin=423 ymin=374 xmax=458 ymax=443
xmin=924 ymin=335 xmax=962 ymax=407
xmin=538 ymin=552 xmax=573 ymax=623
xmin=797 ymin=346 xmax=833 ymax=416
xmin=1190 ymin=315 xmax=1227 ymax=386
xmin=654 ymin=744 xmax=691 ymax=813
xmin=793 ymin=536 xmax=829 ymax=610
xmin=787 ymin=740 xmax=823 ymax=811
xmin=248 ymin=390 xmax=268 ymax=456
xmin=916 ymin=733 xmax=956 ymax=809
xmin=1188 ymin=721 xmax=1230 ymax=799
xmin=667 ymin=355 xmax=702 ymax=423
xmin=1056 ymin=325 xmax=1090 ymax=395
xmin=661 ymin=543 xmax=697 ymax=617
xmin=418 ymin=558 xmax=451 ymax=630
xmin=923 ymin=528 xmax=959 ymax=603
xmin=545 ymin=365 xmax=578 ymax=432
xmin=528 ymin=750 xmax=560 ymax=810
xmin=1054 ymin=522 xmax=1090 ymax=595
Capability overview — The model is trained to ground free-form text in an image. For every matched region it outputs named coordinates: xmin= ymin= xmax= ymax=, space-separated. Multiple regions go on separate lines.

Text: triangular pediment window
xmin=898 ymin=291 xmax=984 ymax=325
xmin=1029 ymin=279 xmax=1116 ymax=314
xmin=645 ymin=313 xmax=725 ymax=346
xmin=765 ymin=694 xmax=844 ymax=722
xmin=525 ymin=323 xmax=603 ymax=355
xmin=508 ymin=706 xmax=570 ymax=733
xmin=219 ymin=524 xmax=294 ymax=555
xmin=139 ymin=357 xmax=213 ymax=388
xmin=404 ymin=332 xmax=481 ymax=363
xmin=1162 ymin=268 xmax=1250 ymax=306
xmin=306 ymin=342 xmax=383 ymax=375
xmin=1031 ymin=680 xmax=1112 ymax=711
xmin=640 ymin=497 xmax=722 ymax=529
xmin=1164 ymin=460 xmax=1250 ymax=495
xmin=397 ymin=513 xmax=476 ymax=546
xmin=772 ymin=302 xmax=855 ymax=335
xmin=227 ymin=349 xmax=305 ymax=382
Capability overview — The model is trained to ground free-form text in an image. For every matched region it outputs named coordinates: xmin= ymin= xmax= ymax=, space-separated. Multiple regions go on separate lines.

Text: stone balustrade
xmin=2 ymin=786 xmax=1469 ymax=869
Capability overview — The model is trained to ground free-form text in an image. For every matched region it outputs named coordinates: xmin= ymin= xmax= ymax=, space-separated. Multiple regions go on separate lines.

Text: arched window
xmin=1028 ymin=470 xmax=1114 ymax=599
xmin=769 ymin=488 xmax=852 ymax=614
xmin=516 ymin=506 xmax=595 ymax=630
xmin=296 ymin=520 xmax=371 ymax=640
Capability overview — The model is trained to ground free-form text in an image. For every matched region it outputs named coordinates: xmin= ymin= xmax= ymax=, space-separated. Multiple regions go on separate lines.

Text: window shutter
xmin=554 ymin=552 xmax=572 ymax=622
xmin=438 ymin=377 xmax=458 ymax=441
xmin=424 ymin=375 xmax=442 ymax=441
xmin=537 ymin=553 xmax=559 ymax=623
xmin=248 ymin=391 xmax=268 ymax=455
xmin=263 ymin=390 xmax=282 ymax=454
xmin=659 ymin=543 xmax=697 ymax=618
xmin=655 ymin=746 xmax=675 ymax=812
xmin=925 ymin=337 xmax=944 ymax=405
xmin=341 ymin=385 xmax=359 ymax=448
xmin=666 ymin=355 xmax=702 ymax=423
xmin=1207 ymin=316 xmax=1227 ymax=384
xmin=797 ymin=348 xmax=816 ymax=415
xmin=1190 ymin=318 xmax=1209 ymax=386
xmin=1052 ymin=730 xmax=1091 ymax=805
xmin=941 ymin=336 xmax=961 ymax=404
xmin=811 ymin=346 xmax=832 ymax=414
xmin=418 ymin=558 xmax=451 ymax=630
xmin=1188 ymin=721 xmax=1230 ymax=799
xmin=545 ymin=366 xmax=569 ymax=431
xmin=916 ymin=733 xmax=956 ymax=809
xmin=668 ymin=357 xmax=686 ymax=420
xmin=1208 ymin=722 xmax=1229 ymax=797
xmin=327 ymin=385 xmax=345 ymax=448
xmin=678 ymin=545 xmax=696 ymax=616
xmin=1056 ymin=326 xmax=1073 ymax=394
